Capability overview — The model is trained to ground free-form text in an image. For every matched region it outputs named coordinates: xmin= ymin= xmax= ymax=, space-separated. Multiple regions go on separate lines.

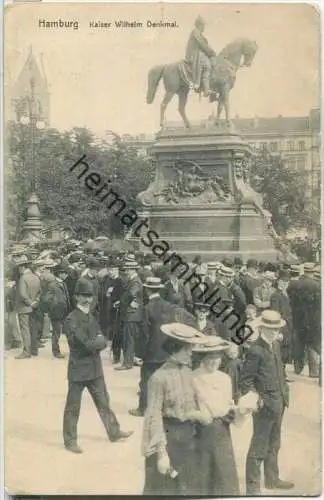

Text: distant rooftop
xmin=125 ymin=109 xmax=320 ymax=141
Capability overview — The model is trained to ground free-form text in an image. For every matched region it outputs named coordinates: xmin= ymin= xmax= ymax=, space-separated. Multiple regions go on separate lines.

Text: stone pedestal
xmin=132 ymin=123 xmax=279 ymax=261
xmin=21 ymin=192 xmax=44 ymax=243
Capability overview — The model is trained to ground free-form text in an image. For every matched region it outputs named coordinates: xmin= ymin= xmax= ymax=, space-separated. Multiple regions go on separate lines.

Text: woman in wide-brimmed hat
xmin=190 ymin=335 xmax=240 ymax=496
xmin=142 ymin=322 xmax=208 ymax=496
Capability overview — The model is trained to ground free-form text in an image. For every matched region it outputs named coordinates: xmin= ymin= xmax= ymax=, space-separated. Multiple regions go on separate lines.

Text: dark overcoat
xmin=63 ymin=307 xmax=107 ymax=382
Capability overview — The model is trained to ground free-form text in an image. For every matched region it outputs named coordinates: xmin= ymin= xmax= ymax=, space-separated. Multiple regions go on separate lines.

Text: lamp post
xmin=20 ymin=77 xmax=45 ymax=243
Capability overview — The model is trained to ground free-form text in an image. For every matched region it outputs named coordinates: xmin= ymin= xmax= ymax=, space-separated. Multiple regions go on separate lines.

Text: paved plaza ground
xmin=4 ymin=337 xmax=322 ymax=496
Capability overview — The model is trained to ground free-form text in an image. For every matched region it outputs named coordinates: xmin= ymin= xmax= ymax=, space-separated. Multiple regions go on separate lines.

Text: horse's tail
xmin=146 ymin=65 xmax=165 ymax=104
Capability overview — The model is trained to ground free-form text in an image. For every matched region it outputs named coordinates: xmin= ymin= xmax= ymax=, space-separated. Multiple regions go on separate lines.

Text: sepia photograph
xmin=3 ymin=2 xmax=321 ymax=496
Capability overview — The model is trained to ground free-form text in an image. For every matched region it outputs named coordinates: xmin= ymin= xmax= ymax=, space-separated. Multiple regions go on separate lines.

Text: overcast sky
xmin=5 ymin=3 xmax=320 ymax=136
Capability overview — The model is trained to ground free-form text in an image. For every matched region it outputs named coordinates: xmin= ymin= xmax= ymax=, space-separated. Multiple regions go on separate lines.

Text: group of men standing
xmin=5 ymin=242 xmax=321 ymax=469
xmin=5 ymin=245 xmax=321 ymax=380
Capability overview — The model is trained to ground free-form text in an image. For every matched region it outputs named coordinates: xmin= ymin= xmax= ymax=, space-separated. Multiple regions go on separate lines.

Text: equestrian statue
xmin=146 ymin=15 xmax=258 ymax=129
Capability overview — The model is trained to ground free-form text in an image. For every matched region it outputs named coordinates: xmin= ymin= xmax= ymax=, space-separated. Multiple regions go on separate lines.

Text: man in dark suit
xmin=45 ymin=263 xmax=71 ymax=358
xmin=270 ymin=270 xmax=293 ymax=375
xmin=161 ymin=270 xmax=193 ymax=312
xmin=76 ymin=257 xmax=101 ymax=319
xmin=190 ymin=264 xmax=211 ymax=305
xmin=239 ymin=310 xmax=293 ymax=495
xmin=210 ymin=265 xmax=245 ymax=340
xmin=138 ymin=254 xmax=155 ymax=282
xmin=239 ymin=259 xmax=262 ymax=305
xmin=129 ymin=276 xmax=196 ymax=416
xmin=99 ymin=257 xmax=124 ymax=363
xmin=287 ymin=265 xmax=302 ymax=373
xmin=294 ymin=263 xmax=320 ymax=377
xmin=117 ymin=259 xmax=144 ymax=370
xmin=193 ymin=301 xmax=217 ymax=335
xmin=65 ymin=253 xmax=82 ymax=306
xmin=62 ymin=278 xmax=133 ymax=454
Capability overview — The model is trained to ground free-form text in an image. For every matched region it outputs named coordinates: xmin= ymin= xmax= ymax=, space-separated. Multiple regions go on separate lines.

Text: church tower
xmin=9 ymin=46 xmax=50 ymax=126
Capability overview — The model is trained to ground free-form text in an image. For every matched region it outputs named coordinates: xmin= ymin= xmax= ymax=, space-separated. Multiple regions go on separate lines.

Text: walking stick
xmin=109 ymin=302 xmax=120 ymax=360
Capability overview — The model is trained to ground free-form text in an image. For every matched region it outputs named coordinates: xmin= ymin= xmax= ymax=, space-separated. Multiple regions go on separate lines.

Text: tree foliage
xmin=250 ymin=149 xmax=310 ymax=234
xmin=6 ymin=123 xmax=154 ymax=240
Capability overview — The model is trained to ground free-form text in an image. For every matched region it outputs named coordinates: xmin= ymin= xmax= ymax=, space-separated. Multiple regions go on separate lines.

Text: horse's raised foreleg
xmin=178 ymin=87 xmax=190 ymax=128
xmin=160 ymin=91 xmax=174 ymax=129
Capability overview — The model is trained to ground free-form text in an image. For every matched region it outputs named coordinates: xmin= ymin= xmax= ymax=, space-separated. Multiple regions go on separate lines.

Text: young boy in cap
xmin=62 ymin=278 xmax=132 ymax=453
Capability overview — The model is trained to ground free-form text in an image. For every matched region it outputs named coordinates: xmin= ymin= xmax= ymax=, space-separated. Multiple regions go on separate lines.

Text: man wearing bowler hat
xmin=45 ymin=262 xmax=71 ymax=358
xmin=62 ymin=278 xmax=132 ymax=453
xmin=99 ymin=256 xmax=124 ymax=363
xmin=210 ymin=265 xmax=240 ymax=340
xmin=193 ymin=302 xmax=217 ymax=336
xmin=76 ymin=256 xmax=101 ymax=319
xmin=239 ymin=310 xmax=293 ymax=494
xmin=129 ymin=276 xmax=196 ymax=417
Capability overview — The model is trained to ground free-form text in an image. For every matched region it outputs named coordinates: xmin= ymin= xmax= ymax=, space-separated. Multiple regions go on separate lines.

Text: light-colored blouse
xmin=193 ymin=369 xmax=233 ymax=419
xmin=142 ymin=359 xmax=198 ymax=457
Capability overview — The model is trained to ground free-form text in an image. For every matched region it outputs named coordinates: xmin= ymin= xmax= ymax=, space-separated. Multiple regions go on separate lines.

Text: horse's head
xmin=241 ymin=40 xmax=258 ymax=67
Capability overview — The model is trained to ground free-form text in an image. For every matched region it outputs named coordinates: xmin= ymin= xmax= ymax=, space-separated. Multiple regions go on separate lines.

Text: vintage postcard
xmin=4 ymin=2 xmax=321 ymax=496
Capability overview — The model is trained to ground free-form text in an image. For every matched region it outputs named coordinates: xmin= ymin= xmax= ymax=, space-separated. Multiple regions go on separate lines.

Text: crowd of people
xmin=4 ymin=239 xmax=321 ymax=495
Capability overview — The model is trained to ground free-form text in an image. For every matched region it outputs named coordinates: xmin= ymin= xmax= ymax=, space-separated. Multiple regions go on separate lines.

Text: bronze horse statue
xmin=146 ymin=38 xmax=258 ymax=129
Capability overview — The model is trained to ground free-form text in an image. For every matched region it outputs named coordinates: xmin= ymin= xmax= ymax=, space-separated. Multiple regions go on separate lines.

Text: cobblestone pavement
xmin=4 ymin=338 xmax=322 ymax=496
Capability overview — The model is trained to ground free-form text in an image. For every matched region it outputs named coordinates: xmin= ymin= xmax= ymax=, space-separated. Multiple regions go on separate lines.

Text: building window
xmin=261 ymin=142 xmax=267 ymax=151
xmin=298 ymin=140 xmax=305 ymax=151
xmin=286 ymin=159 xmax=295 ymax=170
xmin=296 ymin=158 xmax=306 ymax=171
xmin=270 ymin=141 xmax=278 ymax=152
xmin=287 ymin=140 xmax=294 ymax=151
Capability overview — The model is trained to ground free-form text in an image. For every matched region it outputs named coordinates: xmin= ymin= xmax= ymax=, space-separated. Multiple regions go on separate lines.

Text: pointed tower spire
xmin=39 ymin=52 xmax=48 ymax=86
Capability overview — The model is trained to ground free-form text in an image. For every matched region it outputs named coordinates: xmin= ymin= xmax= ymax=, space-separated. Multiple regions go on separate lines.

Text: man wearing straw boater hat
xmin=142 ymin=322 xmax=208 ymax=495
xmin=117 ymin=256 xmax=144 ymax=370
xmin=14 ymin=255 xmax=41 ymax=359
xmin=239 ymin=310 xmax=293 ymax=494
xmin=129 ymin=277 xmax=196 ymax=417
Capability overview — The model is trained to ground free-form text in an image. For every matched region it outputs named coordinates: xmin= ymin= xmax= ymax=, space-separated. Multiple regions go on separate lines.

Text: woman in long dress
xmin=142 ymin=323 xmax=208 ymax=496
xmin=191 ymin=336 xmax=240 ymax=495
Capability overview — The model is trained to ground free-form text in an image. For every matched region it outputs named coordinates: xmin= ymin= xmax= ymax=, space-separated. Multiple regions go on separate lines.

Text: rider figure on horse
xmin=185 ymin=15 xmax=216 ymax=97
